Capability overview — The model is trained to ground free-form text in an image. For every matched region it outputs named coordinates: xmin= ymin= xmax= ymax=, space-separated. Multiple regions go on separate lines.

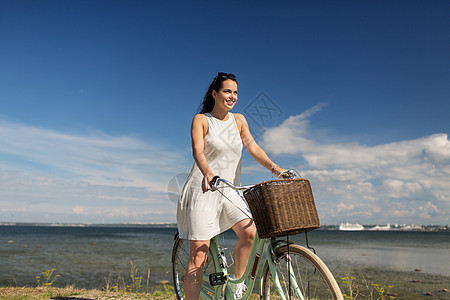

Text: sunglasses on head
xmin=217 ymin=72 xmax=236 ymax=78
xmin=212 ymin=72 xmax=236 ymax=87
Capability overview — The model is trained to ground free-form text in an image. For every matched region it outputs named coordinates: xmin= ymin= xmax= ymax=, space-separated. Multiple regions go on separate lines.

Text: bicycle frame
xmin=192 ymin=172 xmax=309 ymax=300
xmin=197 ymin=231 xmax=300 ymax=300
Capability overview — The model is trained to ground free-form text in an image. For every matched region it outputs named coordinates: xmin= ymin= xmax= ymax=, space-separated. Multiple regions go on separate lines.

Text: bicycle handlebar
xmin=210 ymin=177 xmax=254 ymax=192
xmin=210 ymin=169 xmax=301 ymax=192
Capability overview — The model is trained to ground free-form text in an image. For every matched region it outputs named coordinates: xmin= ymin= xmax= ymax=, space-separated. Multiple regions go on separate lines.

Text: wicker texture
xmin=243 ymin=179 xmax=320 ymax=238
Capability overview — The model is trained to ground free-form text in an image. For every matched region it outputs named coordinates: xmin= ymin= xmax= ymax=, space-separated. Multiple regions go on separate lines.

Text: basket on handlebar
xmin=243 ymin=179 xmax=320 ymax=238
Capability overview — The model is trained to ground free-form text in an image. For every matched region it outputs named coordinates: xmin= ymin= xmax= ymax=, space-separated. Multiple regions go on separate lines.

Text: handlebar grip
xmin=210 ymin=175 xmax=220 ymax=186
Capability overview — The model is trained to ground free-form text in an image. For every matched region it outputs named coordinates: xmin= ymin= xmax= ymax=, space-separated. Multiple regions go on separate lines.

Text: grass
xmin=0 ymin=286 xmax=267 ymax=300
xmin=0 ymin=285 xmax=176 ymax=300
xmin=1 ymin=262 xmax=176 ymax=300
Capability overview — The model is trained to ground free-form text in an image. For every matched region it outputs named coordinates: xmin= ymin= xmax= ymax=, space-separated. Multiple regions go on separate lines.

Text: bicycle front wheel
xmin=262 ymin=244 xmax=343 ymax=300
xmin=172 ymin=236 xmax=217 ymax=300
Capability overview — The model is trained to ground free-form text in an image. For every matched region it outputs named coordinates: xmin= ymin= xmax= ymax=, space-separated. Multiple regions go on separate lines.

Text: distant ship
xmin=339 ymin=223 xmax=365 ymax=231
xmin=369 ymin=224 xmax=391 ymax=231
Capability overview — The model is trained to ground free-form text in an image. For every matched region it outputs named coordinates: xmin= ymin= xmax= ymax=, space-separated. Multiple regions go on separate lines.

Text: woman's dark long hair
xmin=199 ymin=72 xmax=237 ymax=114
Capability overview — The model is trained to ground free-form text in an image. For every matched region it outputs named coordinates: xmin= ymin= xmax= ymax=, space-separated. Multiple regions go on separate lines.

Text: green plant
xmin=36 ymin=269 xmax=60 ymax=287
xmin=126 ymin=260 xmax=144 ymax=293
xmin=152 ymin=282 xmax=175 ymax=298
xmin=372 ymin=283 xmax=396 ymax=300
xmin=340 ymin=272 xmax=396 ymax=300
xmin=341 ymin=275 xmax=358 ymax=299
xmin=102 ymin=260 xmax=152 ymax=294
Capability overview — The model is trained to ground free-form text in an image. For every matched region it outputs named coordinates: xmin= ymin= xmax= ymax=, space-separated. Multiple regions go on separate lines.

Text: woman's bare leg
xmin=232 ymin=219 xmax=256 ymax=279
xmin=184 ymin=240 xmax=210 ymax=300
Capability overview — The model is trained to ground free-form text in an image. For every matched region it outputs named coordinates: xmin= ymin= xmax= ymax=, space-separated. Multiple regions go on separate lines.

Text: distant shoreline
xmin=0 ymin=222 xmax=448 ymax=231
xmin=0 ymin=222 xmax=178 ymax=228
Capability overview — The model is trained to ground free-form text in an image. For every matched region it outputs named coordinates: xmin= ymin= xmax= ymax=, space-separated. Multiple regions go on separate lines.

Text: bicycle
xmin=172 ymin=170 xmax=343 ymax=300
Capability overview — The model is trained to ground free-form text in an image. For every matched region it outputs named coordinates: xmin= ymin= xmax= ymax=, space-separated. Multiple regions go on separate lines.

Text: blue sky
xmin=1 ymin=0 xmax=449 ymax=225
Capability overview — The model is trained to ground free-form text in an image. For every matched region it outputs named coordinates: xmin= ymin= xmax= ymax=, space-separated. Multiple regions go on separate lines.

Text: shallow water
xmin=1 ymin=225 xmax=449 ymax=294
xmin=294 ymin=230 xmax=450 ymax=277
xmin=0 ymin=226 xmax=175 ymax=289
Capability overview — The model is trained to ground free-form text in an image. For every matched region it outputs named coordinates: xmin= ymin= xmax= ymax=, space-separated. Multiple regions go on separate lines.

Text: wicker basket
xmin=243 ymin=178 xmax=320 ymax=238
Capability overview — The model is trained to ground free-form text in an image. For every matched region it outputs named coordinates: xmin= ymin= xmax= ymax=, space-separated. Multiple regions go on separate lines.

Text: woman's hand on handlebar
xmin=202 ymin=173 xmax=216 ymax=193
xmin=273 ymin=166 xmax=287 ymax=177
xmin=275 ymin=167 xmax=302 ymax=179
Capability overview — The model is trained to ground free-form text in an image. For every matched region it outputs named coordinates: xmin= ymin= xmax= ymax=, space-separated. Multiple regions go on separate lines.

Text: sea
xmin=1 ymin=225 xmax=449 ymax=292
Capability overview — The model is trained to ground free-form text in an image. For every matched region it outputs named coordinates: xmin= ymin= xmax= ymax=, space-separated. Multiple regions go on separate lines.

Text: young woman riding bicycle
xmin=177 ymin=72 xmax=286 ymax=299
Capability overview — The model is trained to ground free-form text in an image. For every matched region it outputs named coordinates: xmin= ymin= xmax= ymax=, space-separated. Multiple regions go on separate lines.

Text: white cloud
xmin=0 ymin=119 xmax=188 ymax=223
xmin=418 ymin=201 xmax=439 ymax=219
xmin=260 ymin=105 xmax=450 ymax=224
xmin=382 ymin=179 xmax=422 ymax=198
xmin=336 ymin=202 xmax=354 ymax=211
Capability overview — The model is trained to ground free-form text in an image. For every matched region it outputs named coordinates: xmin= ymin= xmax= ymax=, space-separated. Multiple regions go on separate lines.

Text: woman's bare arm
xmin=191 ymin=114 xmax=215 ymax=192
xmin=234 ymin=113 xmax=284 ymax=175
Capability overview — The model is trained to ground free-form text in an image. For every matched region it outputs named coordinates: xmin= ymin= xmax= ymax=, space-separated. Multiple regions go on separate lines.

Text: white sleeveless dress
xmin=177 ymin=112 xmax=252 ymax=241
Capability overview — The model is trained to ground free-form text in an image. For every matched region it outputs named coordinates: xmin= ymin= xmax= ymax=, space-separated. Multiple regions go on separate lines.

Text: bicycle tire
xmin=172 ymin=236 xmax=217 ymax=300
xmin=262 ymin=244 xmax=343 ymax=300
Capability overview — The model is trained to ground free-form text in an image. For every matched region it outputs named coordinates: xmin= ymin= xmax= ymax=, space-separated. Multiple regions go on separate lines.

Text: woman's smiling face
xmin=213 ymin=79 xmax=238 ymax=111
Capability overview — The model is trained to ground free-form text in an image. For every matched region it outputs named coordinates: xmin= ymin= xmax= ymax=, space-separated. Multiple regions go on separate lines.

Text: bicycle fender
xmin=271 ymin=239 xmax=295 ymax=253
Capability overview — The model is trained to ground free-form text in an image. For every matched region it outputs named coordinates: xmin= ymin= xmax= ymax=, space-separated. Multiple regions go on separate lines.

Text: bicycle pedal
xmin=209 ymin=272 xmax=227 ymax=286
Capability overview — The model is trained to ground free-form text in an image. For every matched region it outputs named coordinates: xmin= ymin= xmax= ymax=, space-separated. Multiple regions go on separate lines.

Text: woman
xmin=177 ymin=72 xmax=285 ymax=299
